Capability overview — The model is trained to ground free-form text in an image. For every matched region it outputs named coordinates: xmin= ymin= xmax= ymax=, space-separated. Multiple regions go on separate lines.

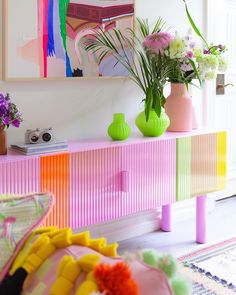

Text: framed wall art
xmin=3 ymin=0 xmax=135 ymax=80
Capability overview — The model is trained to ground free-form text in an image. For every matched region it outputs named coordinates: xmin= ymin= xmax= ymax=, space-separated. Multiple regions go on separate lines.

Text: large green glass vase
xmin=135 ymin=109 xmax=170 ymax=137
xmin=107 ymin=113 xmax=131 ymax=141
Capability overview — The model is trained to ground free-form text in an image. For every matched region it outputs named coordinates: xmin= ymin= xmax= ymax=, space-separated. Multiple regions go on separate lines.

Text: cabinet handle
xmin=121 ymin=171 xmax=129 ymax=192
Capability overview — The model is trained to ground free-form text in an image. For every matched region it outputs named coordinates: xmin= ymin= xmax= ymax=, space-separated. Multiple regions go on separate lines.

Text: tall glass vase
xmin=164 ymin=83 xmax=192 ymax=132
xmin=0 ymin=126 xmax=7 ymax=155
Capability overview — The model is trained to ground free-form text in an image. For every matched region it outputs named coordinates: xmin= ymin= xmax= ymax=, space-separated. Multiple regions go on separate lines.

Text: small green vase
xmin=108 ymin=113 xmax=131 ymax=140
xmin=135 ymin=109 xmax=170 ymax=137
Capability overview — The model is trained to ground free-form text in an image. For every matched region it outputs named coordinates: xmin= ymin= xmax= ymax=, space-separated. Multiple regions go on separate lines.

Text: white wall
xmin=0 ymin=0 xmax=205 ymax=145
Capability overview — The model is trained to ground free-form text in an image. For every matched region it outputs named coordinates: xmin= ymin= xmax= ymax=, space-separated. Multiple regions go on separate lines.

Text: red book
xmin=67 ymin=1 xmax=134 ymax=23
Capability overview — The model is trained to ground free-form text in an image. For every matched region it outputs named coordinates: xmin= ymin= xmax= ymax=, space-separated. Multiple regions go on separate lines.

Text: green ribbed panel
xmin=176 ymin=137 xmax=191 ymax=201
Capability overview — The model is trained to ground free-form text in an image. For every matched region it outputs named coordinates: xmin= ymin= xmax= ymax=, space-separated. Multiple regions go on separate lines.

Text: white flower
xmin=205 ymin=70 xmax=217 ymax=80
xmin=198 ymin=54 xmax=219 ymax=79
xmin=169 ymin=36 xmax=188 ymax=59
xmin=193 ymin=48 xmax=203 ymax=58
xmin=218 ymin=56 xmax=228 ymax=72
xmin=205 ymin=55 xmax=219 ymax=69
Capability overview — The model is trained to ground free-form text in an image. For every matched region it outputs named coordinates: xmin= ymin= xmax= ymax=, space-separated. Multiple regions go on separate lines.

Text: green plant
xmin=84 ymin=18 xmax=172 ymax=121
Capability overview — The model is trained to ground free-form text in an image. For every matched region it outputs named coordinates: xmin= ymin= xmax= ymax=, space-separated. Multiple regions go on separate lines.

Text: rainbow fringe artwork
xmin=4 ymin=0 xmax=134 ymax=80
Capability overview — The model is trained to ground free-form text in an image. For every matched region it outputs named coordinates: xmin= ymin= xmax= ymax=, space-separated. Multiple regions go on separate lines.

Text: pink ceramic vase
xmin=165 ymin=83 xmax=192 ymax=132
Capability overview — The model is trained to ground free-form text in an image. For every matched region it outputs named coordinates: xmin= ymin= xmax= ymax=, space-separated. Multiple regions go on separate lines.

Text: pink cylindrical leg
xmin=196 ymin=195 xmax=207 ymax=244
xmin=161 ymin=204 xmax=172 ymax=232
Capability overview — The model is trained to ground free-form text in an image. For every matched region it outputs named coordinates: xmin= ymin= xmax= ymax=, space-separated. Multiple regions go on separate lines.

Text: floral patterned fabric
xmin=0 ymin=193 xmax=53 ymax=281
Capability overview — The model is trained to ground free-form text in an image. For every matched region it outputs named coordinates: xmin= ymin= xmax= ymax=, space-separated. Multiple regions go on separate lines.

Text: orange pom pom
xmin=94 ymin=262 xmax=139 ymax=295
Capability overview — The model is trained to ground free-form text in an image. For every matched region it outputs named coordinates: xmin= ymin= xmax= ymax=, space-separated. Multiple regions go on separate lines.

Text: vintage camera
xmin=25 ymin=128 xmax=54 ymax=144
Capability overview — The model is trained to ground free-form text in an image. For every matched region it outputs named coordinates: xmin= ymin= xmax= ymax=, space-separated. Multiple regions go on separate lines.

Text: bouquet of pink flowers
xmin=143 ymin=29 xmax=227 ymax=87
xmin=0 ymin=93 xmax=23 ymax=129
xmin=84 ymin=1 xmax=227 ymax=121
xmin=143 ymin=0 xmax=227 ymax=87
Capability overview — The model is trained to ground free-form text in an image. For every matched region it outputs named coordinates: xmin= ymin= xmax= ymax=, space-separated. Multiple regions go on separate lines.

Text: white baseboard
xmin=76 ymin=209 xmax=161 ymax=243
xmin=76 ymin=199 xmax=216 ymax=243
xmin=172 ymin=197 xmax=216 ymax=223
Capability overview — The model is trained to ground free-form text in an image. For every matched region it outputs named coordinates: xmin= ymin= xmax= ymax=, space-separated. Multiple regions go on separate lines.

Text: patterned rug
xmin=179 ymin=237 xmax=236 ymax=295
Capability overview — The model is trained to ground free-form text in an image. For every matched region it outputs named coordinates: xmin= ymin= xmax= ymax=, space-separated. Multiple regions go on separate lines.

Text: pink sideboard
xmin=0 ymin=130 xmax=226 ymax=243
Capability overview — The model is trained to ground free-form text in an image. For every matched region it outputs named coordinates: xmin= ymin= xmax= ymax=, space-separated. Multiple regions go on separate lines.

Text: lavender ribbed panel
xmin=0 ymin=158 xmax=40 ymax=194
xmin=70 ymin=147 xmax=122 ymax=228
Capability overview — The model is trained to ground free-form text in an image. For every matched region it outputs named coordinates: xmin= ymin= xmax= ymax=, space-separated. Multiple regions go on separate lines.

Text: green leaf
xmin=154 ymin=98 xmax=161 ymax=117
xmin=185 ymin=82 xmax=189 ymax=91
xmin=145 ymin=87 xmax=153 ymax=122
xmin=161 ymin=93 xmax=166 ymax=107
xmin=183 ymin=0 xmax=209 ymax=48
xmin=188 ymin=58 xmax=202 ymax=87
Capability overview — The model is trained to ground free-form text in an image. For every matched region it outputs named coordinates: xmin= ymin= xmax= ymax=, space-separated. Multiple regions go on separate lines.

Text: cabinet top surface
xmin=0 ymin=129 xmax=225 ymax=162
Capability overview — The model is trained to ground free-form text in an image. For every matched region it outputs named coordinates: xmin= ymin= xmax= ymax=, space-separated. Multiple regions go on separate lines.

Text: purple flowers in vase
xmin=0 ymin=93 xmax=23 ymax=129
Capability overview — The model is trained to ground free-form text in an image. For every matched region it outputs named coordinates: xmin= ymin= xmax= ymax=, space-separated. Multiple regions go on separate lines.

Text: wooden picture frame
xmin=3 ymin=0 xmax=135 ymax=81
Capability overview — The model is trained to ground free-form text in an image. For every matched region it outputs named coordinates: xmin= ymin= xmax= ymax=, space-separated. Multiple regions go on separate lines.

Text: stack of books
xmin=10 ymin=140 xmax=68 ymax=155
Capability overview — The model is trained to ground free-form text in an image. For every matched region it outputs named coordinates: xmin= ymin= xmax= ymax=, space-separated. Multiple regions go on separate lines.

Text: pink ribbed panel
xmin=120 ymin=140 xmax=176 ymax=216
xmin=191 ymin=134 xmax=218 ymax=197
xmin=0 ymin=158 xmax=40 ymax=194
xmin=70 ymin=147 xmax=122 ymax=228
xmin=121 ymin=171 xmax=129 ymax=192
xmin=70 ymin=140 xmax=176 ymax=229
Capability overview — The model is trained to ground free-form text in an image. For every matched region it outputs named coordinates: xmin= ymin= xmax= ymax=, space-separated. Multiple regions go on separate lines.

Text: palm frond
xmin=83 ymin=17 xmax=172 ymax=119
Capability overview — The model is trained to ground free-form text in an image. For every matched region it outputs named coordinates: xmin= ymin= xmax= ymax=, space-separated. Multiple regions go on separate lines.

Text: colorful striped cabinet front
xmin=176 ymin=131 xmax=227 ymax=201
xmin=0 ymin=131 xmax=227 ymax=229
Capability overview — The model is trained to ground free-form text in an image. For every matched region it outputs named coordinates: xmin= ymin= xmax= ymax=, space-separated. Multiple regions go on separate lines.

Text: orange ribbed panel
xmin=40 ymin=153 xmax=70 ymax=228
